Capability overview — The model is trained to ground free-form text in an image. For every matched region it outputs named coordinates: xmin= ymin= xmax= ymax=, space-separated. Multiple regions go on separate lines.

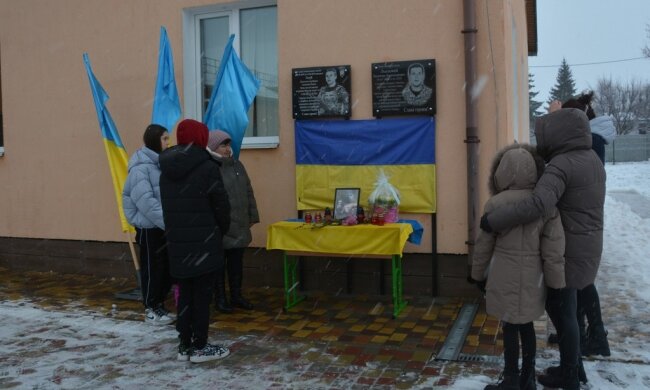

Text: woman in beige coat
xmin=472 ymin=144 xmax=565 ymax=390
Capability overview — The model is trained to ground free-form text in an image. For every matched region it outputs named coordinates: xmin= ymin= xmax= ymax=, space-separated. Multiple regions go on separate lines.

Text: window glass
xmin=200 ymin=16 xmax=230 ymax=113
xmin=191 ymin=3 xmax=278 ymax=145
xmin=240 ymin=6 xmax=278 ymax=137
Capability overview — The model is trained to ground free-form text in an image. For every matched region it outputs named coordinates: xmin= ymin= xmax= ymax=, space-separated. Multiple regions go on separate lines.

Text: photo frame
xmin=333 ymin=188 xmax=360 ymax=220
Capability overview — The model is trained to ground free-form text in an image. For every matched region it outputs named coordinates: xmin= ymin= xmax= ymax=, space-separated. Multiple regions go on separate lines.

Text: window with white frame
xmin=183 ymin=1 xmax=278 ymax=148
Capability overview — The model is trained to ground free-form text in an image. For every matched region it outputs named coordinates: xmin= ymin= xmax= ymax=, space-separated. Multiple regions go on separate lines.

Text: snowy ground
xmin=1 ymin=162 xmax=650 ymax=389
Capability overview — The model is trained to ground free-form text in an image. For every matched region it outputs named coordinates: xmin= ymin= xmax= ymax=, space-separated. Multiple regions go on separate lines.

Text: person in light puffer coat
xmin=480 ymin=107 xmax=606 ymax=389
xmin=207 ymin=130 xmax=260 ymax=313
xmin=122 ymin=124 xmax=174 ymax=325
xmin=472 ymin=144 xmax=565 ymax=390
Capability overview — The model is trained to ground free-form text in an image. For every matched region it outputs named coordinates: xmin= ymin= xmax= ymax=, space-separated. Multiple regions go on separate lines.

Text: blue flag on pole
xmin=203 ymin=34 xmax=260 ymax=159
xmin=152 ymin=26 xmax=181 ymax=133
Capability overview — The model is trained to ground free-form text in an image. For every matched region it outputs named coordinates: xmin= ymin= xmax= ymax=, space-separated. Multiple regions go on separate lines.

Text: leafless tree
xmin=592 ymin=78 xmax=650 ymax=135
xmin=643 ymin=24 xmax=650 ymax=57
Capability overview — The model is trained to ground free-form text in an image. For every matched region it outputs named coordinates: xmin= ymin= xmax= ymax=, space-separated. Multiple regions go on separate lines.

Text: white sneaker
xmin=145 ymin=307 xmax=174 ymax=325
xmin=177 ymin=343 xmax=191 ymax=361
xmin=159 ymin=306 xmax=176 ymax=321
xmin=189 ymin=343 xmax=230 ymax=363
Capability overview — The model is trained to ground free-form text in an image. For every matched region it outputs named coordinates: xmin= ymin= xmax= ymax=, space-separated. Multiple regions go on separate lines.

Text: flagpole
xmin=114 ymin=232 xmax=143 ymax=301
xmin=126 ymin=232 xmax=141 ymax=282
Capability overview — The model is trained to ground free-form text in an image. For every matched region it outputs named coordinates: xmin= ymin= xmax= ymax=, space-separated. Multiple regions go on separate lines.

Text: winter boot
xmin=545 ymin=358 xmax=588 ymax=384
xmin=484 ymin=373 xmax=519 ymax=390
xmin=577 ymin=309 xmax=588 ymax=352
xmin=519 ymin=361 xmax=536 ymax=390
xmin=228 ymin=254 xmax=254 ymax=310
xmin=538 ymin=364 xmax=580 ymax=390
xmin=582 ymin=324 xmax=610 ymax=356
xmin=214 ymin=271 xmax=233 ymax=314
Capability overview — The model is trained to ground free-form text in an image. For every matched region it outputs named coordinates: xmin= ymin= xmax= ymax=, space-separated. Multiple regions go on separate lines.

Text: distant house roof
xmin=526 ymin=0 xmax=538 ymax=56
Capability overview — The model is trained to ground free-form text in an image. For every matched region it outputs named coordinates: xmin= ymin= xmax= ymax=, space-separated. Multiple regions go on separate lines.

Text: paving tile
xmin=0 ymin=267 xmax=533 ymax=389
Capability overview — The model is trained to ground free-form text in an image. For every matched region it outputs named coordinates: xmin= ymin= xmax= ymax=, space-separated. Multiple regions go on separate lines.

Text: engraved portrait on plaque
xmin=372 ymin=59 xmax=435 ymax=117
xmin=292 ymin=66 xmax=351 ymax=119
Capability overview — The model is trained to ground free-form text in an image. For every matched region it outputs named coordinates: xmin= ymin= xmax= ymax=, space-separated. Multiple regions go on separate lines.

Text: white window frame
xmin=182 ymin=0 xmax=279 ymax=149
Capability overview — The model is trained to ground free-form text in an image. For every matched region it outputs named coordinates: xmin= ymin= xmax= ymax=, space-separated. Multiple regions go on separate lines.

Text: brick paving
xmin=0 ymin=266 xmax=553 ymax=388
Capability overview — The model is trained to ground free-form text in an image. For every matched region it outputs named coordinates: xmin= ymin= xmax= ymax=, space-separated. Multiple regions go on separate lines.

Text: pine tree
xmin=529 ymin=73 xmax=543 ymax=121
xmin=528 ymin=73 xmax=544 ymax=141
xmin=547 ymin=58 xmax=576 ymax=104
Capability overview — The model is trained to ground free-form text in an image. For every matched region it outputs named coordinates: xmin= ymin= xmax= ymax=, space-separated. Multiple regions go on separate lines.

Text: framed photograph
xmin=333 ymin=188 xmax=360 ymax=220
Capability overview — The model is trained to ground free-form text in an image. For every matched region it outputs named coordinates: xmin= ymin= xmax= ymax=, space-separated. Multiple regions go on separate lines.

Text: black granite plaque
xmin=292 ymin=66 xmax=351 ymax=119
xmin=372 ymin=59 xmax=435 ymax=117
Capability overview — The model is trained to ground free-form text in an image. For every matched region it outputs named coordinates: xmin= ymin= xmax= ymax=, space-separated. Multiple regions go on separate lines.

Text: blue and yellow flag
xmin=152 ymin=26 xmax=181 ymax=133
xmin=83 ymin=53 xmax=134 ymax=233
xmin=203 ymin=34 xmax=260 ymax=159
xmin=295 ymin=117 xmax=436 ymax=213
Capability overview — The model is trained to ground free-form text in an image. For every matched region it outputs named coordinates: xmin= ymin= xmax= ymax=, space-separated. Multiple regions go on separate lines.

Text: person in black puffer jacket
xmin=159 ymin=119 xmax=231 ymax=363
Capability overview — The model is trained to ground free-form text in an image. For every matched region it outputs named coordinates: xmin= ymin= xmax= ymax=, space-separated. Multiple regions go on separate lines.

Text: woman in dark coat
xmin=207 ymin=130 xmax=260 ymax=313
xmin=159 ymin=119 xmax=231 ymax=363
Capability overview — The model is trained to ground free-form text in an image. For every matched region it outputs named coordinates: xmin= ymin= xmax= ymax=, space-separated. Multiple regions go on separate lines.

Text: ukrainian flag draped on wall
xmin=295 ymin=117 xmax=436 ymax=213
xmin=83 ymin=53 xmax=134 ymax=233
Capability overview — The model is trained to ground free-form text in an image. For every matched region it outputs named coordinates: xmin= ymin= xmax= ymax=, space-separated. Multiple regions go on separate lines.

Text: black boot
xmin=538 ymin=364 xmax=580 ymax=390
xmin=519 ymin=362 xmax=536 ymax=390
xmin=545 ymin=358 xmax=588 ymax=384
xmin=484 ymin=373 xmax=519 ymax=390
xmin=215 ymin=270 xmax=233 ymax=314
xmin=580 ymin=284 xmax=610 ymax=356
xmin=582 ymin=325 xmax=610 ymax=356
xmin=228 ymin=251 xmax=254 ymax=310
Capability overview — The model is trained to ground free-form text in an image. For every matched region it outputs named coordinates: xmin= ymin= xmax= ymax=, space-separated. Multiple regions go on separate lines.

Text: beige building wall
xmin=0 ymin=0 xmax=530 ymax=256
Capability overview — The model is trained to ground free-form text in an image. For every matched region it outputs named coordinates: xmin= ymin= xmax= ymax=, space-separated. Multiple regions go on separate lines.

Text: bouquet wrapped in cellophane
xmin=368 ymin=169 xmax=400 ymax=223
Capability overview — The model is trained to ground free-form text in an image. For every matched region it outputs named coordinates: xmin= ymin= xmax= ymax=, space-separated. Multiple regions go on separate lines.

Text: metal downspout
xmin=462 ymin=0 xmax=480 ymax=277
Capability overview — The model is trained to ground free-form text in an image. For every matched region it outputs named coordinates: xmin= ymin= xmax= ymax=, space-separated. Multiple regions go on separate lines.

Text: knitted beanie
xmin=207 ymin=130 xmax=232 ymax=151
xmin=176 ymin=119 xmax=208 ymax=148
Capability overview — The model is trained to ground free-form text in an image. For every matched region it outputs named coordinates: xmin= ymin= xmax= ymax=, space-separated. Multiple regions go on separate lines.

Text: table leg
xmin=391 ymin=255 xmax=408 ymax=318
xmin=283 ymin=253 xmax=305 ymax=311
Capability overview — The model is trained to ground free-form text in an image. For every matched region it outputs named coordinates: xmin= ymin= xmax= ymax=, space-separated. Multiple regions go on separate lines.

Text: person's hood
xmin=590 ymin=115 xmax=617 ymax=144
xmin=159 ymin=144 xmax=211 ymax=181
xmin=127 ymin=146 xmax=159 ymax=172
xmin=534 ymin=108 xmax=592 ymax=161
xmin=488 ymin=143 xmax=542 ymax=195
xmin=206 ymin=148 xmax=232 ymax=167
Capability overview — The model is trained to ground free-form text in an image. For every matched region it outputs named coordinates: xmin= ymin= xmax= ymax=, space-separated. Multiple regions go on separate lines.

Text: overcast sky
xmin=529 ymin=0 xmax=650 ymax=106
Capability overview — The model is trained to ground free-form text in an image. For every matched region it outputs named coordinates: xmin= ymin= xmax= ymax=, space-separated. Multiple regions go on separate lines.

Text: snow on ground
xmin=0 ymin=162 xmax=650 ymax=389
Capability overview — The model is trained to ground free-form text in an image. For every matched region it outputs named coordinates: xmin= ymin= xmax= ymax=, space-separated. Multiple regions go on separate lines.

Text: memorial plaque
xmin=292 ymin=65 xmax=351 ymax=119
xmin=372 ymin=59 xmax=436 ymax=117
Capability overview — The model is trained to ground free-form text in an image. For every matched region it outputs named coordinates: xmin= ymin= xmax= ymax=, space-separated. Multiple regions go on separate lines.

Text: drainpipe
xmin=462 ymin=0 xmax=480 ymax=278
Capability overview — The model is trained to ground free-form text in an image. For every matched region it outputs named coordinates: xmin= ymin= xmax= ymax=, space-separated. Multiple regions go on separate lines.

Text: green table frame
xmin=282 ymin=251 xmax=408 ymax=318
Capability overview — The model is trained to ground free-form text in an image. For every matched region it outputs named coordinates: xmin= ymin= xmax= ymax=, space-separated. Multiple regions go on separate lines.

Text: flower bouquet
xmin=368 ymin=170 xmax=400 ymax=223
